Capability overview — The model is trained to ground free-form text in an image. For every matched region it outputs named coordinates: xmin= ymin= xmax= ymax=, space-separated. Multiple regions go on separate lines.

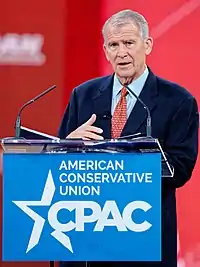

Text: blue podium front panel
xmin=3 ymin=153 xmax=161 ymax=261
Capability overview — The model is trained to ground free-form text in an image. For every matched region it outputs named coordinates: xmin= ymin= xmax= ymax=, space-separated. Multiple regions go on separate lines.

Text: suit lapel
xmin=121 ymin=70 xmax=158 ymax=137
xmin=92 ymin=75 xmax=114 ymax=139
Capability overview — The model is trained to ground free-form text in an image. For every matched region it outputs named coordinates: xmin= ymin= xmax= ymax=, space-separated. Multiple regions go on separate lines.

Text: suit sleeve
xmin=164 ymin=96 xmax=199 ymax=188
xmin=58 ymin=89 xmax=78 ymax=139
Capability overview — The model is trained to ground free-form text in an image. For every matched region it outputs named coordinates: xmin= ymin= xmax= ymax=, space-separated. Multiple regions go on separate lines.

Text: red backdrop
xmin=0 ymin=0 xmax=200 ymax=266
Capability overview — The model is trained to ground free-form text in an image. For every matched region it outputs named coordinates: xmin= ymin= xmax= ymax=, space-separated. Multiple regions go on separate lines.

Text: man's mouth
xmin=118 ymin=62 xmax=131 ymax=66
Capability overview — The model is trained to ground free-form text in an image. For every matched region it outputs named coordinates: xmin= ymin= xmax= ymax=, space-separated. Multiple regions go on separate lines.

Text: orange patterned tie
xmin=111 ymin=87 xmax=128 ymax=138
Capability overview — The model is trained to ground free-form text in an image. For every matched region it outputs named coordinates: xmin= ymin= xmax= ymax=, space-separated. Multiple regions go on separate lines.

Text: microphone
xmin=119 ymin=82 xmax=152 ymax=137
xmin=15 ymin=85 xmax=56 ymax=138
xmin=118 ymin=132 xmax=142 ymax=139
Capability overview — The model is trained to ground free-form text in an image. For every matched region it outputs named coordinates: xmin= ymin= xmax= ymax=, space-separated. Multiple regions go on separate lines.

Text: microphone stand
xmin=15 ymin=84 xmax=56 ymax=138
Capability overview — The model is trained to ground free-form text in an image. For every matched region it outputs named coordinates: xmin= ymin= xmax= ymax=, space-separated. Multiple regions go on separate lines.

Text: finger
xmin=82 ymin=137 xmax=90 ymax=140
xmin=84 ymin=132 xmax=104 ymax=140
xmin=83 ymin=114 xmax=97 ymax=126
xmin=66 ymin=130 xmax=85 ymax=139
xmin=87 ymin=125 xmax=103 ymax=134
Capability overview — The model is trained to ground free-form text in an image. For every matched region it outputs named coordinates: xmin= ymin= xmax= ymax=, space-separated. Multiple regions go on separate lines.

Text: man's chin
xmin=117 ymin=68 xmax=135 ymax=76
xmin=118 ymin=68 xmax=144 ymax=82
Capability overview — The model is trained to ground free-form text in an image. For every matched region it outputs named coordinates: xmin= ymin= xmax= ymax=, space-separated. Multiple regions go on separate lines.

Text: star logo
xmin=13 ymin=170 xmax=73 ymax=253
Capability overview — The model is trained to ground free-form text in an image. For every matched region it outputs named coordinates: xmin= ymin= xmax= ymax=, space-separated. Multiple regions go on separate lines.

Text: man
xmin=59 ymin=9 xmax=199 ymax=267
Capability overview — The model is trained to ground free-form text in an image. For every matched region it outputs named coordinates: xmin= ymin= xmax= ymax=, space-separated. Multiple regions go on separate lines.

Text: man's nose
xmin=117 ymin=43 xmax=128 ymax=57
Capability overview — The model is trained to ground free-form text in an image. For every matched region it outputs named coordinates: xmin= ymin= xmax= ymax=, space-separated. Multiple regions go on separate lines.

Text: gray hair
xmin=102 ymin=9 xmax=149 ymax=42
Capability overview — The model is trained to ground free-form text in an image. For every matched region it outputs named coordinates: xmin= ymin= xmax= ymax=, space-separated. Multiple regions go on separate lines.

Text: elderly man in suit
xmin=59 ymin=9 xmax=199 ymax=267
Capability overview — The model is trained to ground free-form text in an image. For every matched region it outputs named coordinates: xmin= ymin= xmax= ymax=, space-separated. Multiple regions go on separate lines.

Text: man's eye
xmin=125 ymin=41 xmax=134 ymax=46
xmin=109 ymin=43 xmax=118 ymax=48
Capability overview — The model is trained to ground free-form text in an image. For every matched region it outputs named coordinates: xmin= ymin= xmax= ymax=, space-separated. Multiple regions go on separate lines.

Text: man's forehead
xmin=105 ymin=23 xmax=141 ymax=40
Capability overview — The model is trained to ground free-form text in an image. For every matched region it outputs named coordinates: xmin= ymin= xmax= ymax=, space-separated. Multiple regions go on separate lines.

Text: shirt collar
xmin=113 ymin=66 xmax=149 ymax=98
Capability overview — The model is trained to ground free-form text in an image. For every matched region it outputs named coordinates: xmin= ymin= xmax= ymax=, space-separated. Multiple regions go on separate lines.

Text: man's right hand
xmin=66 ymin=114 xmax=104 ymax=140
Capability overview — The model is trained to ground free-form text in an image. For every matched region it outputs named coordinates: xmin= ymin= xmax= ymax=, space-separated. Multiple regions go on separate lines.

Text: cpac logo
xmin=13 ymin=170 xmax=152 ymax=254
xmin=0 ymin=33 xmax=46 ymax=65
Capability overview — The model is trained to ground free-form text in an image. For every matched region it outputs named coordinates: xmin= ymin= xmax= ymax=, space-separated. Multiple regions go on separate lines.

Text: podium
xmin=1 ymin=137 xmax=173 ymax=263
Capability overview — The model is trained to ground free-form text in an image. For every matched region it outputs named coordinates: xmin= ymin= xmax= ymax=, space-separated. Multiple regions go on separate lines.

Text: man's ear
xmin=103 ymin=44 xmax=110 ymax=62
xmin=145 ymin=37 xmax=153 ymax=55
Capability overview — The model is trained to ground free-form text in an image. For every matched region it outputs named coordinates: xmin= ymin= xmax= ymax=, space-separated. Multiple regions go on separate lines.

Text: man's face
xmin=103 ymin=23 xmax=153 ymax=84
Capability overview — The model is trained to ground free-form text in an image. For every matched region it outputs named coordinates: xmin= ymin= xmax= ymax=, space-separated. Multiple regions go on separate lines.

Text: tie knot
xmin=121 ymin=87 xmax=128 ymax=98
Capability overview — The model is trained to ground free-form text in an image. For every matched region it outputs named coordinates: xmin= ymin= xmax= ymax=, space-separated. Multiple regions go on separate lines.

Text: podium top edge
xmin=0 ymin=137 xmax=158 ymax=145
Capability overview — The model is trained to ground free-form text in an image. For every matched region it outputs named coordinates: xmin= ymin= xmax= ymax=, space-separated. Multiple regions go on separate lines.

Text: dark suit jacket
xmin=58 ymin=69 xmax=199 ymax=267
